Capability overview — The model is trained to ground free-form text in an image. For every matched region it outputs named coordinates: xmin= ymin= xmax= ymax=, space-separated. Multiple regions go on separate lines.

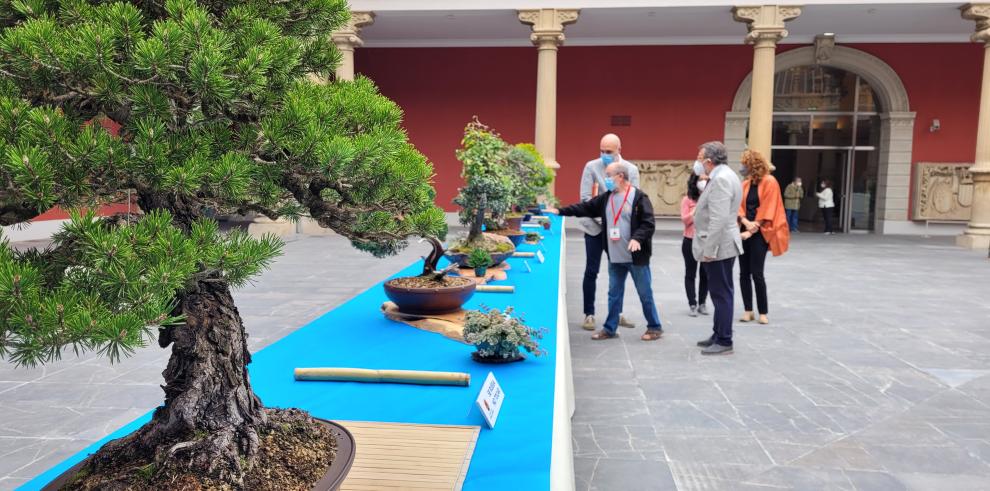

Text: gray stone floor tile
xmin=589 ymin=457 xmax=678 ymax=491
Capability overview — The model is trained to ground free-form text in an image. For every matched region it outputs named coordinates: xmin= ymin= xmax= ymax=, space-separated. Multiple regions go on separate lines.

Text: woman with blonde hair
xmin=737 ymin=150 xmax=790 ymax=325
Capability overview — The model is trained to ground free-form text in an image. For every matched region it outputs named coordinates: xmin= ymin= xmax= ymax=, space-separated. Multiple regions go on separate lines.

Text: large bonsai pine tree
xmin=0 ymin=0 xmax=445 ymax=487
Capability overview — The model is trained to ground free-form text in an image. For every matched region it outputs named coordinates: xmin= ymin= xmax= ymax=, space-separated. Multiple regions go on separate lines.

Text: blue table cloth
xmin=21 ymin=215 xmax=564 ymax=491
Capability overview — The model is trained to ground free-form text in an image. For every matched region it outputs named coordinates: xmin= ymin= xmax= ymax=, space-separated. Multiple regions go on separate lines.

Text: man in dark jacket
xmin=548 ymin=162 xmax=663 ymax=341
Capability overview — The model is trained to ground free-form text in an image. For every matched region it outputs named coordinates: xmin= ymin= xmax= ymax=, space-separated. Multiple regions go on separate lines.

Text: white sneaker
xmin=582 ymin=315 xmax=596 ymax=331
xmin=619 ymin=314 xmax=635 ymax=328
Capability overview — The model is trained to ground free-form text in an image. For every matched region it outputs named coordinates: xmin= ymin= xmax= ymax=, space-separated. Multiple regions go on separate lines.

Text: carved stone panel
xmin=912 ymin=162 xmax=974 ymax=221
xmin=630 ymin=160 xmax=692 ymax=217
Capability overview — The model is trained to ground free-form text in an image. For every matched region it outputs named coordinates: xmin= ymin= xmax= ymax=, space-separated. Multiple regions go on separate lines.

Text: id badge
xmin=609 ymin=228 xmax=621 ymax=241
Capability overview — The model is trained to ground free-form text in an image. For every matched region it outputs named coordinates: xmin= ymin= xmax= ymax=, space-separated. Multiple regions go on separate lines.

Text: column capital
xmin=518 ymin=9 xmax=580 ymax=48
xmin=732 ymin=5 xmax=802 ymax=46
xmin=331 ymin=11 xmax=376 ymax=50
xmin=962 ymin=4 xmax=990 ymax=45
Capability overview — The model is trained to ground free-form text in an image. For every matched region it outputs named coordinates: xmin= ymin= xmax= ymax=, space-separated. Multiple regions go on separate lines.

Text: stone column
xmin=959 ymin=4 xmax=990 ymax=250
xmin=518 ymin=8 xmax=580 ymax=194
xmin=732 ymin=5 xmax=801 ymax=157
xmin=331 ymin=11 xmax=375 ymax=81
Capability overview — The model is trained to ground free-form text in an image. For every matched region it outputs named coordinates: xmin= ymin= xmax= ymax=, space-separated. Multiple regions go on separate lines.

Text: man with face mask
xmin=783 ymin=177 xmax=804 ymax=232
xmin=576 ymin=134 xmax=640 ymax=331
xmin=547 ymin=162 xmax=662 ymax=341
xmin=692 ymin=141 xmax=743 ymax=355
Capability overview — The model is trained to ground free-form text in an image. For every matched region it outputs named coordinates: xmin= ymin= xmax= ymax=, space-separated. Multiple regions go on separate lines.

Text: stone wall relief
xmin=912 ymin=162 xmax=974 ymax=221
xmin=629 ymin=160 xmax=693 ymax=217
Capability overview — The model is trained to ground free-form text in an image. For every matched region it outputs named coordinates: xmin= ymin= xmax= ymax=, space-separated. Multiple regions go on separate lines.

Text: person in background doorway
xmin=783 ymin=177 xmax=804 ymax=232
xmin=681 ymin=173 xmax=709 ymax=317
xmin=816 ymin=179 xmax=836 ymax=234
xmin=578 ymin=134 xmax=640 ymax=331
xmin=737 ymin=150 xmax=790 ymax=325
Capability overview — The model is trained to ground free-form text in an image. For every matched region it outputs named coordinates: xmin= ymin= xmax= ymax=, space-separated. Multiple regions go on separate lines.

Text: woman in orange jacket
xmin=737 ymin=150 xmax=790 ymax=325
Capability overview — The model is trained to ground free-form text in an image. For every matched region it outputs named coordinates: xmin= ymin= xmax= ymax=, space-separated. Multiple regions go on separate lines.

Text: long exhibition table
xmin=21 ymin=215 xmax=575 ymax=490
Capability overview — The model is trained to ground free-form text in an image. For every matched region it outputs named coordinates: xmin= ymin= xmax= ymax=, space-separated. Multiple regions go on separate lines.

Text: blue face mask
xmin=604 ymin=177 xmax=616 ymax=191
xmin=693 ymin=160 xmax=706 ymax=176
xmin=739 ymin=166 xmax=750 ymax=177
xmin=601 ymin=153 xmax=615 ymax=165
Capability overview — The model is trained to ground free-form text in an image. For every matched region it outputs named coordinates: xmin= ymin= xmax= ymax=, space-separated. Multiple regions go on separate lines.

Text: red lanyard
xmin=610 ymin=186 xmax=632 ymax=227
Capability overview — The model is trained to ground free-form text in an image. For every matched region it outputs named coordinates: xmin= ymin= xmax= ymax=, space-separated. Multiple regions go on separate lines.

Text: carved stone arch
xmin=724 ymin=45 xmax=917 ymax=234
xmin=729 ymin=45 xmax=910 ymax=113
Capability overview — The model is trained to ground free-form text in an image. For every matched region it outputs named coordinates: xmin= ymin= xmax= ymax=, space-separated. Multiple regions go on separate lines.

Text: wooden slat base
xmin=339 ymin=421 xmax=480 ymax=491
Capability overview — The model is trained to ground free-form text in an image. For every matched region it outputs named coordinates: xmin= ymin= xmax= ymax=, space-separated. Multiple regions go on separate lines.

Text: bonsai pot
xmin=41 ymin=419 xmax=355 ymax=491
xmin=490 ymin=228 xmax=526 ymax=246
xmin=383 ymin=276 xmax=476 ymax=315
xmin=542 ymin=221 xmax=551 ymax=230
xmin=523 ymin=213 xmax=532 ymax=221
xmin=505 ymin=215 xmax=524 ymax=231
xmin=471 ymin=344 xmax=525 ymax=364
xmin=474 ymin=266 xmax=488 ymax=277
xmin=444 ymin=233 xmax=515 ymax=268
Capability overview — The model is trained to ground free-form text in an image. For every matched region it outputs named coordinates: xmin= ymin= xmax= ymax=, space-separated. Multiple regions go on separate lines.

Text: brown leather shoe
xmin=641 ymin=330 xmax=663 ymax=341
xmin=591 ymin=330 xmax=618 ymax=341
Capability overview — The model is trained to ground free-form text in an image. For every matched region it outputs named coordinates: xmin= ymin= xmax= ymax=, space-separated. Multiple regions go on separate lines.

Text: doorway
xmin=767 ymin=65 xmax=881 ymax=233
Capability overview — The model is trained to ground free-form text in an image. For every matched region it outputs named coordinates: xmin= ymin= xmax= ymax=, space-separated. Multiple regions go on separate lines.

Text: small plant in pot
xmin=463 ymin=306 xmax=546 ymax=363
xmin=525 ymin=232 xmax=541 ymax=244
xmin=467 ymin=247 xmax=492 ymax=277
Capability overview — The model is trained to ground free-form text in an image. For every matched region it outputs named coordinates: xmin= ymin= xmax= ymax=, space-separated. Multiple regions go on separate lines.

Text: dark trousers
xmin=821 ymin=206 xmax=834 ymax=233
xmin=702 ymin=257 xmax=735 ymax=347
xmin=583 ymin=232 xmax=605 ymax=316
xmin=739 ymin=232 xmax=769 ymax=314
xmin=681 ymin=237 xmax=708 ymax=307
xmin=785 ymin=208 xmax=799 ymax=231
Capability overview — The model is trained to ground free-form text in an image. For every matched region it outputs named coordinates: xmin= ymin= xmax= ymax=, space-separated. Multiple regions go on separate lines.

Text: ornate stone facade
xmin=913 ymin=163 xmax=974 ymax=221
xmin=630 ymin=160 xmax=693 ymax=217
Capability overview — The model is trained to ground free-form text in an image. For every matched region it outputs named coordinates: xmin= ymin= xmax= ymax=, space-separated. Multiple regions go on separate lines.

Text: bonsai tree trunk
xmin=77 ymin=279 xmax=267 ymax=486
xmin=468 ymin=193 xmax=486 ymax=243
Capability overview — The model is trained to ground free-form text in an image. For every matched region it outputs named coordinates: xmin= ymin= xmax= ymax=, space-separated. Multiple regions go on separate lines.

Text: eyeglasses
xmin=600 ymin=150 xmax=616 ymax=155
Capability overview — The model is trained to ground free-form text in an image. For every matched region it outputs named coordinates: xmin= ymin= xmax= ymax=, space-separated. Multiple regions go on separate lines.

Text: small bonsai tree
xmin=463 ymin=306 xmax=546 ymax=362
xmin=0 ymin=1 xmax=445 ymax=488
xmin=452 ymin=118 xmax=513 ymax=243
xmin=506 ymin=143 xmax=553 ymax=210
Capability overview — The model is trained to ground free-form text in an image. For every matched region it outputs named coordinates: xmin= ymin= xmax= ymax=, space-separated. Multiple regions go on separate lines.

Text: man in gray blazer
xmin=692 ymin=141 xmax=744 ymax=355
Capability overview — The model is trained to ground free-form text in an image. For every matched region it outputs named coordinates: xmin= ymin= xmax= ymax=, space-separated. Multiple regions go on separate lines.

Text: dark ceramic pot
xmin=474 ymin=267 xmax=487 ymax=277
xmin=383 ymin=277 xmax=476 ymax=315
xmin=471 ymin=348 xmax=524 ymax=364
xmin=41 ymin=420 xmax=355 ymax=491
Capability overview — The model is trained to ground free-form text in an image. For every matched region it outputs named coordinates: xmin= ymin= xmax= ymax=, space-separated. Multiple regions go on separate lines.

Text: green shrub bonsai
xmin=452 ymin=118 xmax=513 ymax=243
xmin=0 ymin=0 xmax=444 ymax=488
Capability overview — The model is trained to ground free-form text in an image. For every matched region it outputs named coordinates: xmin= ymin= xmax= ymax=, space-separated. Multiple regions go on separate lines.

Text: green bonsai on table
xmin=466 ymin=247 xmax=492 ymax=277
xmin=463 ymin=306 xmax=546 ymax=363
xmin=0 ymin=1 xmax=445 ymax=488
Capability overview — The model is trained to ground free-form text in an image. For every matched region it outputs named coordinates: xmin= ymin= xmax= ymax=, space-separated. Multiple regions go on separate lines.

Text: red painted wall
xmin=358 ymin=43 xmax=982 ymax=209
xmin=357 ymin=47 xmax=536 ymax=210
xmin=848 ymin=43 xmax=983 ymax=163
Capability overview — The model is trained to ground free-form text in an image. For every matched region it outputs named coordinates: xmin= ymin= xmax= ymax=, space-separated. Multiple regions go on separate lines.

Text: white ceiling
xmin=355 ymin=3 xmax=975 ymax=47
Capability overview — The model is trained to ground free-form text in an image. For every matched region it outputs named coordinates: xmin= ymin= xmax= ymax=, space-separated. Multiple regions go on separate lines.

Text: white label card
xmin=536 ymin=250 xmax=545 ymax=264
xmin=475 ymin=372 xmax=504 ymax=429
xmin=523 ymin=260 xmax=532 ymax=273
